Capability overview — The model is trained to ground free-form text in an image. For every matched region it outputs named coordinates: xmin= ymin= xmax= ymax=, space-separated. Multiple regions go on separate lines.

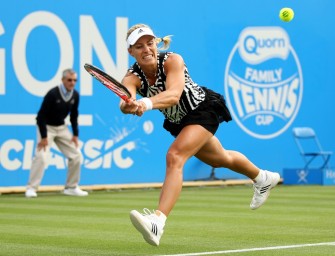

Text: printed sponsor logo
xmin=224 ymin=27 xmax=303 ymax=139
xmin=0 ymin=119 xmax=154 ymax=171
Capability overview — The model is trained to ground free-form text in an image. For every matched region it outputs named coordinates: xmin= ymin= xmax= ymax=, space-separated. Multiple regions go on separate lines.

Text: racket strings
xmin=90 ymin=70 xmax=129 ymax=97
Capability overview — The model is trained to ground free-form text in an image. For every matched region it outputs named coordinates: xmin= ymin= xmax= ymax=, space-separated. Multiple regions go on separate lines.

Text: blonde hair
xmin=126 ymin=24 xmax=172 ymax=50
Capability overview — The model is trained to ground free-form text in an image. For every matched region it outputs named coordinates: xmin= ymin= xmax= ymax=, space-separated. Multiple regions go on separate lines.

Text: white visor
xmin=127 ymin=27 xmax=156 ymax=48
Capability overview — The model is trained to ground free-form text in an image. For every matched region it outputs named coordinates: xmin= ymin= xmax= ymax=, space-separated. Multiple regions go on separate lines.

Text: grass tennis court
xmin=0 ymin=185 xmax=334 ymax=256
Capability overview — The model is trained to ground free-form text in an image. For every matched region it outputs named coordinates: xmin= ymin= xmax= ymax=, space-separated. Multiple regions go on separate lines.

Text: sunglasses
xmin=66 ymin=78 xmax=77 ymax=82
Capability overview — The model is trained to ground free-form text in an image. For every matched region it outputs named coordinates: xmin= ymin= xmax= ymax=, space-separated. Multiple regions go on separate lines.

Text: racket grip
xmin=122 ymin=96 xmax=131 ymax=103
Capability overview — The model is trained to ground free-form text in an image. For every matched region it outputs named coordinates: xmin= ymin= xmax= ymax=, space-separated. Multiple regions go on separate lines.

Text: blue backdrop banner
xmin=0 ymin=0 xmax=334 ymax=187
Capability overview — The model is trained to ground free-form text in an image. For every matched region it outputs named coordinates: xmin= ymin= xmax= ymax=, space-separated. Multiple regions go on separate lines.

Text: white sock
xmin=155 ymin=210 xmax=167 ymax=224
xmin=253 ymin=169 xmax=266 ymax=184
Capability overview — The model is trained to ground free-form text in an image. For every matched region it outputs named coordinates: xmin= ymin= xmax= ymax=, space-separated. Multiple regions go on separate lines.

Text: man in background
xmin=25 ymin=69 xmax=88 ymax=198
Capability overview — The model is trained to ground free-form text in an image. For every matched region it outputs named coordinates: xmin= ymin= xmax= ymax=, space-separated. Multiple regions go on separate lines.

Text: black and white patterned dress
xmin=128 ymin=52 xmax=206 ymax=124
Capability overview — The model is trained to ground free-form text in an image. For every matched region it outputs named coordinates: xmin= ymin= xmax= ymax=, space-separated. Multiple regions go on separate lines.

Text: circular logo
xmin=143 ymin=120 xmax=154 ymax=134
xmin=224 ymin=27 xmax=303 ymax=139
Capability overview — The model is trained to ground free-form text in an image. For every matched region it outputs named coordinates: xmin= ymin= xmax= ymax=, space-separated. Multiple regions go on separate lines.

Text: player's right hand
xmin=121 ymin=98 xmax=140 ymax=115
xmin=135 ymin=100 xmax=146 ymax=116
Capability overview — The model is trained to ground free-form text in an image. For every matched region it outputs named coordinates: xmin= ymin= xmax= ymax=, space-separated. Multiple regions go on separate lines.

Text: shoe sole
xmin=25 ymin=195 xmax=37 ymax=198
xmin=63 ymin=192 xmax=88 ymax=196
xmin=251 ymin=173 xmax=280 ymax=210
xmin=129 ymin=211 xmax=159 ymax=246
xmin=25 ymin=191 xmax=37 ymax=198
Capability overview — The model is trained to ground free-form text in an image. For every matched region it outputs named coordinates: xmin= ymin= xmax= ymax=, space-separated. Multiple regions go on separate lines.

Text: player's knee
xmin=166 ymin=150 xmax=185 ymax=169
xmin=221 ymin=151 xmax=235 ymax=169
xmin=211 ymin=162 xmax=223 ymax=168
xmin=211 ymin=151 xmax=234 ymax=169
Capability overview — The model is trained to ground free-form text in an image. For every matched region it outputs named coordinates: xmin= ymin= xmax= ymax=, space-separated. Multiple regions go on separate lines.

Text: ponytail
xmin=156 ymin=35 xmax=173 ymax=50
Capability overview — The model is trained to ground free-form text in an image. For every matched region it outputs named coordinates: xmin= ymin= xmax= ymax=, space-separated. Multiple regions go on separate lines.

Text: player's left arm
xmin=146 ymin=53 xmax=185 ymax=109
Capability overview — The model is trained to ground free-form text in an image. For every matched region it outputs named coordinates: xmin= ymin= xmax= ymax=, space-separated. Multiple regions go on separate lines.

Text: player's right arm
xmin=120 ymin=72 xmax=141 ymax=114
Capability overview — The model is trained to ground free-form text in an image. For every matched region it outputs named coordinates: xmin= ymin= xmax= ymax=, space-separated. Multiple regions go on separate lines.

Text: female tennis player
xmin=120 ymin=24 xmax=280 ymax=246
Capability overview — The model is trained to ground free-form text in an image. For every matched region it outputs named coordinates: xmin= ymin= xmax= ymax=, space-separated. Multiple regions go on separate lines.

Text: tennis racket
xmin=84 ymin=63 xmax=131 ymax=102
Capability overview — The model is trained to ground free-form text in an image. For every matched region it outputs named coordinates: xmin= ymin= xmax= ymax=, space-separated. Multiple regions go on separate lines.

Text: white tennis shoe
xmin=25 ymin=188 xmax=37 ymax=198
xmin=63 ymin=186 xmax=88 ymax=196
xmin=250 ymin=170 xmax=280 ymax=210
xmin=130 ymin=208 xmax=165 ymax=246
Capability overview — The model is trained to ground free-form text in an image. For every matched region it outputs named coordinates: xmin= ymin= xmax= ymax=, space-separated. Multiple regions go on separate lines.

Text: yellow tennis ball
xmin=279 ymin=7 xmax=294 ymax=22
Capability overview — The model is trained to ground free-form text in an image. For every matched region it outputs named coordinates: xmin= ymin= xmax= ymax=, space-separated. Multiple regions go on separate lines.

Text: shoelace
xmin=142 ymin=208 xmax=156 ymax=216
xmin=142 ymin=208 xmax=162 ymax=236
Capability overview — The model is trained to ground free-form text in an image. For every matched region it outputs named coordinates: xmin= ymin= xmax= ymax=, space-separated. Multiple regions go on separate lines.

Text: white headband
xmin=127 ymin=27 xmax=156 ymax=48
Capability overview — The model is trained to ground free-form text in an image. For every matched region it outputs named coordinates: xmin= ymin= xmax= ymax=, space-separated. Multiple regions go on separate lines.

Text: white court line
xmin=157 ymin=242 xmax=335 ymax=256
xmin=0 ymin=114 xmax=93 ymax=126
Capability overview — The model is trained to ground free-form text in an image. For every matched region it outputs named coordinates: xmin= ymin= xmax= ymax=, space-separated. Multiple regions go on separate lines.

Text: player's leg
xmin=195 ymin=136 xmax=280 ymax=210
xmin=54 ymin=125 xmax=87 ymax=196
xmin=157 ymin=124 xmax=214 ymax=216
xmin=130 ymin=124 xmax=213 ymax=246
xmin=194 ymin=135 xmax=260 ymax=178
xmin=26 ymin=125 xmax=55 ymax=197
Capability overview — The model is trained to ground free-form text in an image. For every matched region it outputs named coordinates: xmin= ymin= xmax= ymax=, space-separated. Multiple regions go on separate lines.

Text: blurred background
xmin=0 ymin=0 xmax=334 ymax=187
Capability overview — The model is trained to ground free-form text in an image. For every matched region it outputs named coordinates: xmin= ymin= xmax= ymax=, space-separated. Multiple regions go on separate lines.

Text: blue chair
xmin=292 ymin=127 xmax=333 ymax=170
